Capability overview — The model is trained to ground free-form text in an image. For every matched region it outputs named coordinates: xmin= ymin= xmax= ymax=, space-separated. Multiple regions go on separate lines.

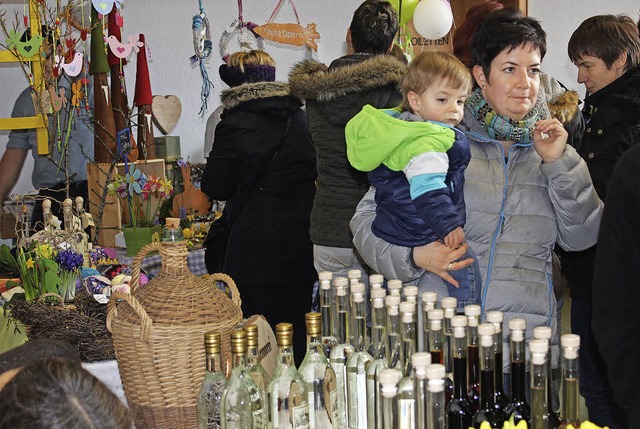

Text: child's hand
xmin=444 ymin=227 xmax=464 ymax=249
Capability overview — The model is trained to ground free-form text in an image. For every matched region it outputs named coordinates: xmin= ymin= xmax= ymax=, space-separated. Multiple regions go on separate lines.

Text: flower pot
xmin=122 ymin=225 xmax=162 ymax=257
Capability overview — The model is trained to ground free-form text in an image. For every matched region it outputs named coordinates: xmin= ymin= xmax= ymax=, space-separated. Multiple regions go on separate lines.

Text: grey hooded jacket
xmin=351 ymin=105 xmax=603 ymax=371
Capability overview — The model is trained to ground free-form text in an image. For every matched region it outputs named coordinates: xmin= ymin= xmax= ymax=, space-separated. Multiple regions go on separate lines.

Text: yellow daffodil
xmin=25 ymin=258 xmax=35 ymax=269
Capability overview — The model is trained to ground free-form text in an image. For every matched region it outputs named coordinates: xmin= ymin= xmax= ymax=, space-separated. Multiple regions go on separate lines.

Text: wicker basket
xmin=106 ymin=241 xmax=242 ymax=429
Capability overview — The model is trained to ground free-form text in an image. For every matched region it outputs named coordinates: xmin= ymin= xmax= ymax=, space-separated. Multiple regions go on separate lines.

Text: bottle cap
xmin=387 ymin=279 xmax=402 ymax=293
xmin=422 ymin=291 xmax=438 ymax=305
xmin=385 ymin=294 xmax=401 ymax=307
xmin=348 ymin=269 xmax=361 ymax=280
xmin=204 ymin=330 xmax=221 ymax=354
xmin=399 ymin=301 xmax=415 ymax=314
xmin=305 ymin=312 xmax=322 ymax=336
xmin=320 ymin=280 xmax=331 ymax=290
xmin=275 ymin=323 xmax=294 ymax=347
xmin=464 ymin=304 xmax=481 ymax=317
xmin=411 ymin=352 xmax=431 ymax=370
xmin=165 ymin=217 xmax=181 ymax=229
xmin=230 ymin=329 xmax=248 ymax=354
xmin=533 ymin=326 xmax=552 ymax=340
xmin=426 ymin=363 xmax=445 ymax=380
xmin=451 ymin=315 xmax=467 ymax=327
xmin=371 ymin=288 xmax=387 ymax=300
xmin=336 ymin=285 xmax=347 ymax=297
xmin=369 ymin=274 xmax=384 ymax=286
xmin=509 ymin=318 xmax=526 ymax=331
xmin=333 ymin=277 xmax=348 ymax=287
xmin=441 ymin=297 xmax=457 ymax=309
xmin=318 ymin=271 xmax=333 ymax=281
xmin=351 ymin=282 xmax=366 ymax=294
xmin=245 ymin=324 xmax=259 ymax=347
xmin=478 ymin=323 xmax=495 ymax=336
xmin=486 ymin=311 xmax=503 ymax=323
xmin=403 ymin=286 xmax=418 ymax=297
xmin=379 ymin=369 xmax=401 ymax=397
xmin=561 ymin=334 xmax=580 ymax=359
xmin=428 ymin=308 xmax=444 ymax=320
xmin=529 ymin=338 xmax=549 ymax=365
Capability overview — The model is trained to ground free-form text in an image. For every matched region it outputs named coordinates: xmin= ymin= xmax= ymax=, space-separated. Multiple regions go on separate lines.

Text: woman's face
xmin=473 ymin=43 xmax=541 ymax=121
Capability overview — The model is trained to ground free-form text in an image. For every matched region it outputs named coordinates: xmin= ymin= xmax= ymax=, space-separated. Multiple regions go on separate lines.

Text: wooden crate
xmin=87 ymin=159 xmax=166 ymax=247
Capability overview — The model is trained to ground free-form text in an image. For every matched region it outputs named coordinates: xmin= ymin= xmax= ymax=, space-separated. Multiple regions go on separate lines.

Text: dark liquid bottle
xmin=465 ymin=304 xmax=482 ymax=412
xmin=472 ymin=324 xmax=503 ymax=428
xmin=487 ymin=311 xmax=508 ymax=417
xmin=505 ymin=318 xmax=530 ymax=425
xmin=427 ymin=309 xmax=452 ymax=405
xmin=446 ymin=316 xmax=475 ymax=429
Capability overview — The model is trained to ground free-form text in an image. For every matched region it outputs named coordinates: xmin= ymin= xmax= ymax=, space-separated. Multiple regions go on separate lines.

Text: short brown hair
xmin=401 ymin=51 xmax=472 ymax=112
xmin=227 ymin=50 xmax=276 ymax=72
xmin=568 ymin=14 xmax=640 ymax=71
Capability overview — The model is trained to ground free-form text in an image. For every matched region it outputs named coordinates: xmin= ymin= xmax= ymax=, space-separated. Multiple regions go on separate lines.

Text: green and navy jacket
xmin=346 ymin=105 xmax=470 ymax=246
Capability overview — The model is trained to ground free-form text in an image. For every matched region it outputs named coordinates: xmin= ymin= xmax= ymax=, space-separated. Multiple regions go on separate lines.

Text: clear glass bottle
xmin=245 ymin=324 xmax=270 ymax=394
xmin=427 ymin=309 xmax=445 ymax=367
xmin=441 ymin=297 xmax=457 ymax=405
xmin=299 ymin=312 xmax=338 ymax=429
xmin=329 ymin=280 xmax=354 ymax=427
xmin=421 ymin=292 xmax=438 ymax=353
xmin=388 ymin=279 xmax=403 ymax=297
xmin=445 ymin=316 xmax=474 ymax=429
xmin=412 ymin=352 xmax=431 ymax=429
xmin=505 ymin=318 xmax=530 ymax=425
xmin=197 ymin=331 xmax=227 ymax=429
xmin=348 ymin=269 xmax=361 ymax=290
xmin=397 ymin=301 xmax=418 ymax=429
xmin=386 ymin=294 xmax=404 ymax=376
xmin=471 ymin=323 xmax=502 ymax=428
xmin=163 ymin=217 xmax=184 ymax=241
xmin=486 ymin=311 xmax=508 ymax=417
xmin=346 ymin=283 xmax=373 ymax=429
xmin=379 ymin=368 xmax=402 ymax=429
xmin=426 ymin=364 xmax=446 ymax=429
xmin=464 ymin=304 xmax=481 ymax=411
xmin=319 ymin=272 xmax=338 ymax=359
xmin=561 ymin=334 xmax=580 ymax=428
xmin=529 ymin=338 xmax=549 ymax=429
xmin=267 ymin=323 xmax=310 ymax=429
xmin=368 ymin=288 xmax=389 ymax=429
xmin=222 ymin=329 xmax=263 ymax=429
xmin=533 ymin=325 xmax=561 ymax=429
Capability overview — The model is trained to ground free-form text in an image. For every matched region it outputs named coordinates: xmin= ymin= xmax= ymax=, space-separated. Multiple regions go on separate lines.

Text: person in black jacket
xmin=565 ymin=14 xmax=640 ymax=429
xmin=202 ymin=50 xmax=317 ymax=364
xmin=288 ymin=0 xmax=406 ymax=286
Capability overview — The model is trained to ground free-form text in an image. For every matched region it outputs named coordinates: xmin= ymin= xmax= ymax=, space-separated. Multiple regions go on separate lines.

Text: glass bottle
xmin=413 ymin=352 xmax=431 ymax=429
xmin=197 ymin=331 xmax=227 ymax=429
xmin=369 ymin=273 xmax=385 ymax=291
xmin=471 ymin=323 xmax=502 ymax=428
xmin=445 ymin=316 xmax=474 ymax=429
xmin=426 ymin=364 xmax=446 ymax=429
xmin=533 ymin=326 xmax=561 ymax=429
xmin=379 ymin=368 xmax=402 ymax=429
xmin=267 ymin=323 xmax=310 ymax=429
xmin=348 ymin=269 xmax=361 ymax=290
xmin=486 ymin=311 xmax=508 ymax=416
xmin=368 ymin=288 xmax=389 ymax=429
xmin=403 ymin=286 xmax=419 ymax=305
xmin=386 ymin=294 xmax=404 ymax=376
xmin=222 ymin=329 xmax=264 ymax=429
xmin=388 ymin=279 xmax=403 ymax=297
xmin=163 ymin=217 xmax=184 ymax=241
xmin=299 ymin=312 xmax=338 ymax=428
xmin=333 ymin=276 xmax=349 ymax=343
xmin=529 ymin=339 xmax=549 ymax=429
xmin=421 ymin=292 xmax=438 ymax=353
xmin=346 ymin=283 xmax=373 ymax=429
xmin=464 ymin=304 xmax=481 ymax=411
xmin=561 ymin=334 xmax=580 ymax=428
xmin=329 ymin=281 xmax=354 ymax=427
xmin=245 ymin=324 xmax=270 ymax=394
xmin=397 ymin=301 xmax=418 ymax=429
xmin=319 ymin=272 xmax=338 ymax=358
xmin=441 ymin=298 xmax=457 ymax=405
xmin=427 ymin=309 xmax=445 ymax=367
xmin=505 ymin=318 xmax=530 ymax=425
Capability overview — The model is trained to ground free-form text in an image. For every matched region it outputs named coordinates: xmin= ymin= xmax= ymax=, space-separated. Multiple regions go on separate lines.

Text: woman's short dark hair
xmin=350 ymin=0 xmax=398 ymax=54
xmin=0 ymin=359 xmax=133 ymax=429
xmin=568 ymin=14 xmax=640 ymax=71
xmin=471 ymin=8 xmax=547 ymax=81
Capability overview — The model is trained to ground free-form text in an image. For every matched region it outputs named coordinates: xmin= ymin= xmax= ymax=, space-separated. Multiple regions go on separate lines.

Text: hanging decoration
xmin=92 ymin=0 xmax=123 ymax=16
xmin=219 ymin=0 xmax=264 ymax=62
xmin=133 ymin=33 xmax=157 ymax=159
xmin=191 ymin=0 xmax=213 ymax=117
xmin=412 ymin=0 xmax=454 ymax=40
xmin=5 ymin=29 xmax=42 ymax=58
xmin=55 ymin=51 xmax=84 ymax=77
xmin=253 ymin=0 xmax=320 ymax=51
xmin=106 ymin=33 xmax=143 ymax=59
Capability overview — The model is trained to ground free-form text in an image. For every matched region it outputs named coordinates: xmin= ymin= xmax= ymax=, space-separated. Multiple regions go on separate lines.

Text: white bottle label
xmin=293 ymin=403 xmax=310 ymax=429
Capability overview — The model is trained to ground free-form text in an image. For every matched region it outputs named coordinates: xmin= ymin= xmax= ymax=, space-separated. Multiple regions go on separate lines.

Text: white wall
xmin=1 ymin=0 xmax=639 ymax=200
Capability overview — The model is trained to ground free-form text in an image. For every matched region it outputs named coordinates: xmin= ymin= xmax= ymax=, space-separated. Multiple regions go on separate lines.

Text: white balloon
xmin=412 ymin=0 xmax=454 ymax=40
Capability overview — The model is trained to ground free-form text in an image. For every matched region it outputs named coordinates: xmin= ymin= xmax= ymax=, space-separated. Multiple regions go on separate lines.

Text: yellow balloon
xmin=389 ymin=0 xmax=419 ymax=26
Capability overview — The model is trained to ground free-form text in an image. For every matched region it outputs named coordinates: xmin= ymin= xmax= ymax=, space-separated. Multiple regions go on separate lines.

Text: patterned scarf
xmin=466 ymin=87 xmax=547 ymax=142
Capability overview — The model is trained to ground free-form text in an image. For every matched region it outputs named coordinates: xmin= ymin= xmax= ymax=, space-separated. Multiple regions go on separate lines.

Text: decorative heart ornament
xmin=151 ymin=95 xmax=182 ymax=135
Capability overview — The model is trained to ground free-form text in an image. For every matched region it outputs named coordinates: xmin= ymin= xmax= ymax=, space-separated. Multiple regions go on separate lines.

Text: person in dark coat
xmin=564 ymin=14 xmax=640 ymax=429
xmin=288 ymin=0 xmax=406 ymax=285
xmin=201 ymin=50 xmax=317 ymax=364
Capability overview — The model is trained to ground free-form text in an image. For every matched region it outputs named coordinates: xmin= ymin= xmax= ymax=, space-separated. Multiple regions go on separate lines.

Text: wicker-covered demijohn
xmin=106 ymin=241 xmax=242 ymax=429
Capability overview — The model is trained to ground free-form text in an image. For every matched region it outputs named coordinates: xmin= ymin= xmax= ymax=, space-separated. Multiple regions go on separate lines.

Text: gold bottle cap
xmin=166 ymin=217 xmax=181 ymax=229
xmin=245 ymin=324 xmax=259 ymax=347
xmin=305 ymin=312 xmax=322 ymax=336
xmin=203 ymin=330 xmax=221 ymax=354
xmin=230 ymin=329 xmax=248 ymax=354
xmin=275 ymin=322 xmax=293 ymax=347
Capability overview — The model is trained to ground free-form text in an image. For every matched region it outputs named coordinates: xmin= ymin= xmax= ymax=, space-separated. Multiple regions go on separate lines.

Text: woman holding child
xmin=349 ymin=9 xmax=603 ymax=372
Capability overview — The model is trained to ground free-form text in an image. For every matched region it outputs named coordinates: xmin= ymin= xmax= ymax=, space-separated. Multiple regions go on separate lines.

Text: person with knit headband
xmin=350 ymin=8 xmax=602 ymax=399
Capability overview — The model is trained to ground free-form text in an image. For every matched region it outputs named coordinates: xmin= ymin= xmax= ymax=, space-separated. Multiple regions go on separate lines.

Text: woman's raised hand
xmin=412 ymin=241 xmax=474 ymax=288
xmin=533 ymin=118 xmax=568 ymax=163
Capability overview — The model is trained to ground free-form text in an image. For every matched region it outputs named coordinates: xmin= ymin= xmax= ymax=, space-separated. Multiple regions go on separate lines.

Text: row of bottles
xmin=197 ymin=269 xmax=582 ymax=428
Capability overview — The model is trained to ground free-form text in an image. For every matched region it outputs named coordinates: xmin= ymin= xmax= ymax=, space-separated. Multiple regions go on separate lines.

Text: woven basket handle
xmin=208 ymin=272 xmax=242 ymax=308
xmin=37 ymin=292 xmax=65 ymax=306
xmin=130 ymin=241 xmax=162 ymax=292
xmin=106 ymin=291 xmax=153 ymax=342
